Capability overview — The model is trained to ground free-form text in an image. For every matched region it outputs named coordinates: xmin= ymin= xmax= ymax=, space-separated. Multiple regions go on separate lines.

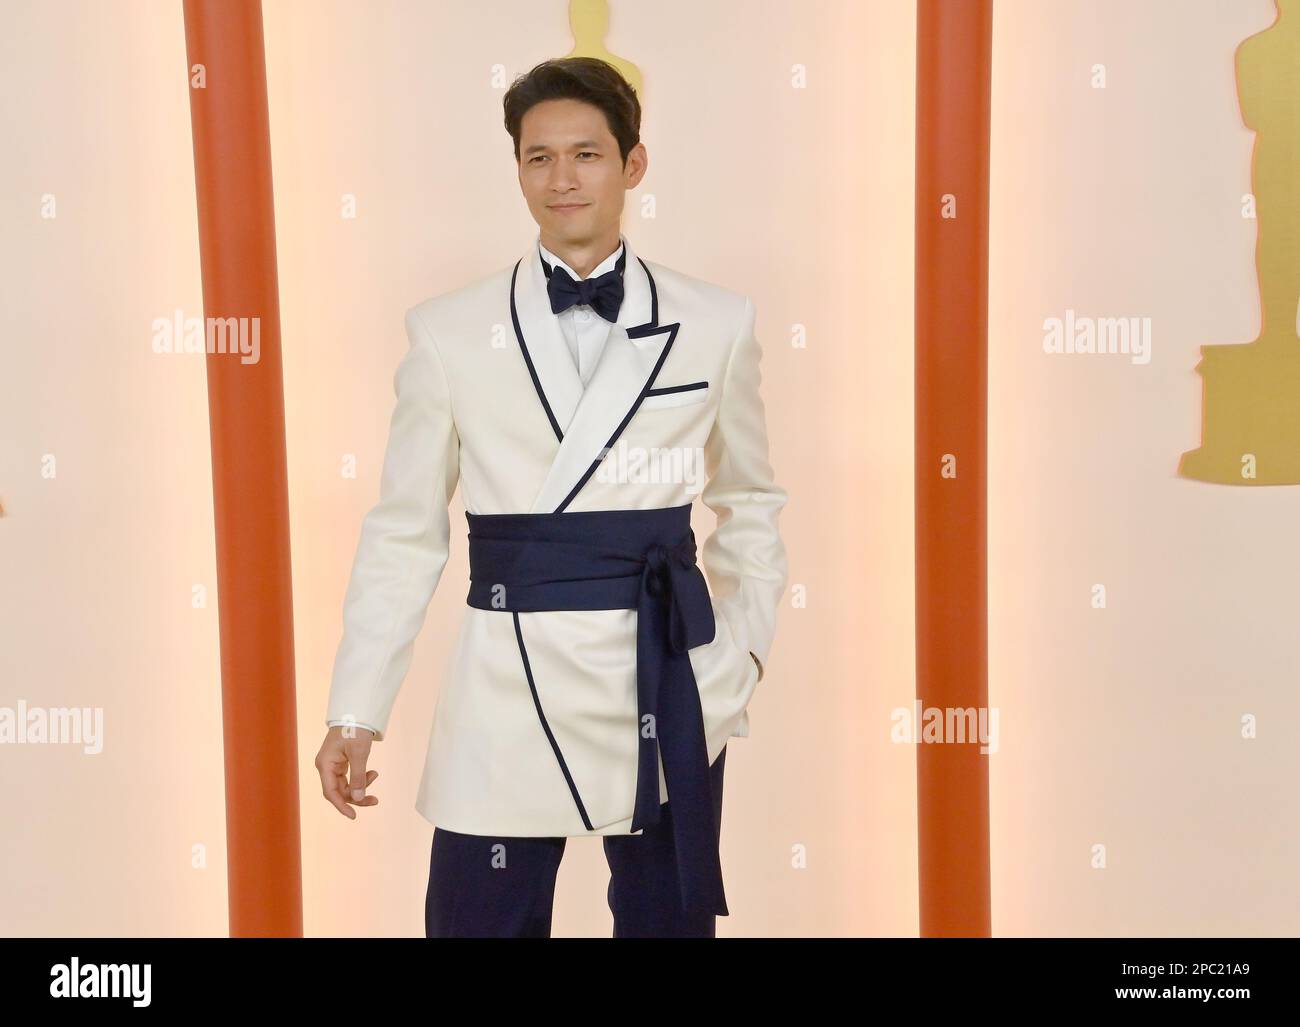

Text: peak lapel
xmin=527 ymin=235 xmax=678 ymax=513
xmin=511 ymin=237 xmax=584 ymax=441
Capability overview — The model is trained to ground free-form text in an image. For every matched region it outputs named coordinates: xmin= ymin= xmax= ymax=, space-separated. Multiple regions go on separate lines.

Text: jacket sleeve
xmin=324 ymin=305 xmax=460 ymax=740
xmin=700 ymin=295 xmax=789 ymax=682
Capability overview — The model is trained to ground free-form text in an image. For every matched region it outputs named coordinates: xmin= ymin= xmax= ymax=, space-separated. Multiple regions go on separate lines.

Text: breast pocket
xmin=640 ymin=381 xmax=709 ymax=411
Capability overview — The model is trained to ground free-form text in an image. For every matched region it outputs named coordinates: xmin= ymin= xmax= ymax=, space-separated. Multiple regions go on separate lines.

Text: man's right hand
xmin=316 ymin=726 xmax=379 ymax=819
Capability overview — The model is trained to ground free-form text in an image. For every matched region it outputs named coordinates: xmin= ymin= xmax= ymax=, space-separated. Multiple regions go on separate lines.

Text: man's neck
xmin=540 ymin=230 xmax=621 ymax=280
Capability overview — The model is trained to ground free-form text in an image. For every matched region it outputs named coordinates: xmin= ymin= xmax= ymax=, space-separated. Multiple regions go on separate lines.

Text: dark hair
xmin=503 ymin=57 xmax=641 ymax=165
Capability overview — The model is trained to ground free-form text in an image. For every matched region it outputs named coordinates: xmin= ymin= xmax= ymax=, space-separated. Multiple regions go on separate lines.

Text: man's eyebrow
xmin=523 ymin=140 xmax=603 ymax=155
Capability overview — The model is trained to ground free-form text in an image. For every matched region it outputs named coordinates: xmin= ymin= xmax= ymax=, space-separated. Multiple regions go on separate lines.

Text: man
xmin=315 ymin=56 xmax=788 ymax=938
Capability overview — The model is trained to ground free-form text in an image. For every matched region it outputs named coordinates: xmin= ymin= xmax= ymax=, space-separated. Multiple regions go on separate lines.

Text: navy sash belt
xmin=465 ymin=502 xmax=728 ymax=917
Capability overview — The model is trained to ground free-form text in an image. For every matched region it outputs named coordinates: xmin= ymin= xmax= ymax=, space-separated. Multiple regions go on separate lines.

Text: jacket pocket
xmin=640 ymin=380 xmax=709 ymax=410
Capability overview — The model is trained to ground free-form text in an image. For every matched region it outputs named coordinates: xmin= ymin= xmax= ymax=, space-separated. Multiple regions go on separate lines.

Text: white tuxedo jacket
xmin=325 ymin=232 xmax=788 ymax=837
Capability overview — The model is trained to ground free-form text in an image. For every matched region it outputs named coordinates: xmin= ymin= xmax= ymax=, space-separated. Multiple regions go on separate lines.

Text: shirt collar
xmin=538 ymin=234 xmax=625 ymax=282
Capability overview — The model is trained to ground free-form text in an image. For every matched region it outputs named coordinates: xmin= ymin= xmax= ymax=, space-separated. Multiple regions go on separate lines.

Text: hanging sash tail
xmin=464 ymin=503 xmax=730 ymax=918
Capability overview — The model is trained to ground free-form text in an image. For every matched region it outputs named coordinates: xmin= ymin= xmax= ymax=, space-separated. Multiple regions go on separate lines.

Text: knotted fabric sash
xmin=465 ymin=502 xmax=728 ymax=917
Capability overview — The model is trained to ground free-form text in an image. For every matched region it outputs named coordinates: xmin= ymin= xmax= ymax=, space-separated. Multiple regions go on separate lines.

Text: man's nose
xmin=548 ymin=161 xmax=580 ymax=189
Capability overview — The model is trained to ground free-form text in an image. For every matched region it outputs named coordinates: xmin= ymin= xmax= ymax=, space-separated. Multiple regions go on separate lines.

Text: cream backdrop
xmin=1 ymin=0 xmax=1294 ymax=937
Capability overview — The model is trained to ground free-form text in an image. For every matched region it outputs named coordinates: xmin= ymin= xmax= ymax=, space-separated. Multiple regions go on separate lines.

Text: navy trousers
xmin=425 ymin=745 xmax=727 ymax=938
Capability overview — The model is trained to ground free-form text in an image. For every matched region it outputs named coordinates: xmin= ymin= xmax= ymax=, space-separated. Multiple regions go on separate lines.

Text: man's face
xmin=517 ymin=98 xmax=646 ymax=247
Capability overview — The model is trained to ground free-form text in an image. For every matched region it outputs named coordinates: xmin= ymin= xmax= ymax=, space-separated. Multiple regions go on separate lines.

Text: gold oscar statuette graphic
xmin=565 ymin=0 xmax=643 ymax=97
xmin=1181 ymin=0 xmax=1300 ymax=484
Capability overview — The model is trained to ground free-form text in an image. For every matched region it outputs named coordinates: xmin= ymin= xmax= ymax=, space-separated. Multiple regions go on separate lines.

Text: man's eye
xmin=529 ymin=153 xmax=596 ymax=162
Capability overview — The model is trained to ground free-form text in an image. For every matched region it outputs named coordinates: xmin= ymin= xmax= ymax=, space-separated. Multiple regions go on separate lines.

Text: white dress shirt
xmin=537 ymin=235 xmax=626 ymax=387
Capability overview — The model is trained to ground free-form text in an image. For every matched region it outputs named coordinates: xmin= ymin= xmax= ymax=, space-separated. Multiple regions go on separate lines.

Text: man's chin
xmin=546 ymin=222 xmax=593 ymax=244
xmin=549 ymin=212 xmax=592 ymax=230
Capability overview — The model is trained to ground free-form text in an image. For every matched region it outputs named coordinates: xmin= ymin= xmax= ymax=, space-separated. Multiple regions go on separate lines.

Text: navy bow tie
xmin=542 ymin=245 xmax=626 ymax=323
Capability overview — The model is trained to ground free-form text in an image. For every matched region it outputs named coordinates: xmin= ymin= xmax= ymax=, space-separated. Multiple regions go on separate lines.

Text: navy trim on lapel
xmin=553 ymin=319 xmax=681 ymax=513
xmin=514 ymin=237 xmax=680 ymax=514
xmin=508 ymin=252 xmax=659 ymax=444
xmin=509 ymin=258 xmax=566 ymax=443
xmin=634 ymin=255 xmax=659 ymax=330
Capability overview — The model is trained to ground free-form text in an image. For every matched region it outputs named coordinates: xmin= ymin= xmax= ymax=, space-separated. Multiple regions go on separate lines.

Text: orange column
xmin=183 ymin=0 xmax=302 ymax=937
xmin=914 ymin=0 xmax=993 ymax=937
